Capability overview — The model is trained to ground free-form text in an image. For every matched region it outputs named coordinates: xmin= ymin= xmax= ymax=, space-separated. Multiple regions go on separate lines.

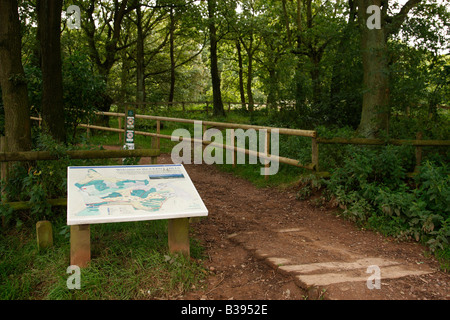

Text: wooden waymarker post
xmin=36 ymin=220 xmax=53 ymax=250
xmin=125 ymin=108 xmax=135 ymax=150
xmin=67 ymin=164 xmax=207 ymax=266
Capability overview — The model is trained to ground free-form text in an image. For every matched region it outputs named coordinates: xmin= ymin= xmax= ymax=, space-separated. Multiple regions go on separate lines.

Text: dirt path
xmin=132 ymin=149 xmax=449 ymax=300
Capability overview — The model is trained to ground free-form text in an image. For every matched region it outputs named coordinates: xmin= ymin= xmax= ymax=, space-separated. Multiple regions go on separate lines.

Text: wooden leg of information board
xmin=168 ymin=218 xmax=190 ymax=258
xmin=70 ymin=225 xmax=91 ymax=268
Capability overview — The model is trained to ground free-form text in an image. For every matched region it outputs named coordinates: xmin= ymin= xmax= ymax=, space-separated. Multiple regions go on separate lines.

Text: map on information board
xmin=67 ymin=164 xmax=208 ymax=225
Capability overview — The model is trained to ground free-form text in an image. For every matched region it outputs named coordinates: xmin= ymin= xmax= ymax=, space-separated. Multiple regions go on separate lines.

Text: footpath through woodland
xmin=143 ymin=152 xmax=449 ymax=300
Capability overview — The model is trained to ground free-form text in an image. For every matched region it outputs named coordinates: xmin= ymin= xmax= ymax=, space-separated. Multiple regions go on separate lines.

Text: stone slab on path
xmin=228 ymin=228 xmax=436 ymax=300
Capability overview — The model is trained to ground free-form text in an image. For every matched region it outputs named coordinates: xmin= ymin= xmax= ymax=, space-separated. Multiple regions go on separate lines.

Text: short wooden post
xmin=311 ymin=137 xmax=319 ymax=172
xmin=118 ymin=117 xmax=123 ymax=143
xmin=265 ymin=130 xmax=270 ymax=180
xmin=36 ymin=221 xmax=53 ymax=250
xmin=150 ymin=132 xmax=158 ymax=164
xmin=86 ymin=119 xmax=91 ymax=140
xmin=156 ymin=120 xmax=160 ymax=150
xmin=230 ymin=129 xmax=236 ymax=169
xmin=124 ymin=106 xmax=128 ymax=144
xmin=168 ymin=218 xmax=190 ymax=258
xmin=70 ymin=225 xmax=91 ymax=268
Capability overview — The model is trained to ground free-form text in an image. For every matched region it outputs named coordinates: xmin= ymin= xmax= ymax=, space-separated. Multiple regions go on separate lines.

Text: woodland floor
xmin=131 ymin=150 xmax=448 ymax=300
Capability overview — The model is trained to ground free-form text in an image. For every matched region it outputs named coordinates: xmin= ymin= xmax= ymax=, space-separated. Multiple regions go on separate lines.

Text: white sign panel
xmin=67 ymin=164 xmax=208 ymax=225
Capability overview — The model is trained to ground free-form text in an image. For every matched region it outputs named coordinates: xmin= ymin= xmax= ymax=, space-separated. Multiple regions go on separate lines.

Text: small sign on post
xmin=125 ymin=109 xmax=135 ymax=150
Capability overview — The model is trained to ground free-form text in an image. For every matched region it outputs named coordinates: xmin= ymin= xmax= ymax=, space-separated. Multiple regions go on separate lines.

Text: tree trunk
xmin=236 ymin=40 xmax=246 ymax=110
xmin=246 ymin=35 xmax=254 ymax=113
xmin=207 ymin=0 xmax=225 ymax=117
xmin=0 ymin=0 xmax=32 ymax=152
xmin=310 ymin=53 xmax=321 ymax=107
xmin=168 ymin=7 xmax=176 ymax=105
xmin=37 ymin=0 xmax=66 ymax=143
xmin=136 ymin=4 xmax=146 ymax=103
xmin=357 ymin=0 xmax=390 ymax=137
xmin=266 ymin=68 xmax=278 ymax=111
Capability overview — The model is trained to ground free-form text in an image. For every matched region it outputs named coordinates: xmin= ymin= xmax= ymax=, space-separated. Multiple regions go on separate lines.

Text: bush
xmin=325 ymin=145 xmax=449 ymax=258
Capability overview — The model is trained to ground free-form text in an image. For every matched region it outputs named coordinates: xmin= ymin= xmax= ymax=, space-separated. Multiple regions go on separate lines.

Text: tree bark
xmin=168 ymin=7 xmax=176 ymax=104
xmin=37 ymin=0 xmax=66 ymax=143
xmin=0 ymin=0 xmax=32 ymax=152
xmin=136 ymin=3 xmax=146 ymax=103
xmin=207 ymin=0 xmax=225 ymax=117
xmin=357 ymin=0 xmax=389 ymax=138
xmin=356 ymin=0 xmax=422 ymax=137
xmin=236 ymin=40 xmax=246 ymax=110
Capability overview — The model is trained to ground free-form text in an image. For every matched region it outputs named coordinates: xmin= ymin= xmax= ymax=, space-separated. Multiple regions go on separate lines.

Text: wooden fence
xmin=30 ymin=111 xmax=450 ymax=176
xmin=3 ymin=112 xmax=449 ymax=213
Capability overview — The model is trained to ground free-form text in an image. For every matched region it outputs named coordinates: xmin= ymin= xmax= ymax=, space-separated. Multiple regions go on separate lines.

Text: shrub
xmin=325 ymin=146 xmax=449 ymax=257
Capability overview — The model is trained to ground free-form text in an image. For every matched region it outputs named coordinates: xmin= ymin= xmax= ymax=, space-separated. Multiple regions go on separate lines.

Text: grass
xmin=0 ymin=215 xmax=208 ymax=300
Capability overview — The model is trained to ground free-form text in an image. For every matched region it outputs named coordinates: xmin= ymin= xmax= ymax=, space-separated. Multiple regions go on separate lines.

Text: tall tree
xmin=80 ymin=0 xmax=133 ymax=123
xmin=0 ymin=0 xmax=32 ymax=152
xmin=356 ymin=0 xmax=422 ymax=137
xmin=207 ymin=0 xmax=225 ymax=117
xmin=37 ymin=0 xmax=66 ymax=142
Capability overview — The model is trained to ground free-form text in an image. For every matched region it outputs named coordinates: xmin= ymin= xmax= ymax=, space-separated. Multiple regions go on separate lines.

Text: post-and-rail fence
xmin=1 ymin=109 xmax=449 ymax=213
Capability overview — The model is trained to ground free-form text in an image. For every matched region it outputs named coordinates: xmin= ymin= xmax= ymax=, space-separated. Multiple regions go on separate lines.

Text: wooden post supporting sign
xmin=70 ymin=224 xmax=91 ymax=268
xmin=168 ymin=218 xmax=190 ymax=258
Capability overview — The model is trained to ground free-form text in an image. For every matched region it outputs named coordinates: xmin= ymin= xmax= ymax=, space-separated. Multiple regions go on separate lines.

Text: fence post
xmin=150 ymin=120 xmax=160 ymax=165
xmin=265 ymin=130 xmax=270 ymax=180
xmin=311 ymin=137 xmax=319 ymax=172
xmin=156 ymin=120 xmax=160 ymax=150
xmin=231 ymin=129 xmax=236 ymax=169
xmin=118 ymin=116 xmax=123 ymax=144
xmin=86 ymin=119 xmax=91 ymax=140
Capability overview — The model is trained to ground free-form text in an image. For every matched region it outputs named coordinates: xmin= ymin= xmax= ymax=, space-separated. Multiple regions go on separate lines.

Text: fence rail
xmin=30 ymin=111 xmax=450 ymax=176
xmin=316 ymin=137 xmax=450 ymax=147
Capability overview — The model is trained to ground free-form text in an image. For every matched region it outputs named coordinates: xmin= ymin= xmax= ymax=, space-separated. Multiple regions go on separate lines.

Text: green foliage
xmin=62 ymin=52 xmax=107 ymax=142
xmin=325 ymin=145 xmax=449 ymax=260
xmin=0 ymin=133 xmax=127 ymax=226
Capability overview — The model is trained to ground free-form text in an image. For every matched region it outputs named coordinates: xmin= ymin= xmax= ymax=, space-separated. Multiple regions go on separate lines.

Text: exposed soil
xmin=124 ymin=148 xmax=449 ymax=300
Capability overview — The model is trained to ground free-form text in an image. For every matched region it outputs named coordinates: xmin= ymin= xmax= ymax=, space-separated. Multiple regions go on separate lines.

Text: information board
xmin=67 ymin=164 xmax=208 ymax=225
